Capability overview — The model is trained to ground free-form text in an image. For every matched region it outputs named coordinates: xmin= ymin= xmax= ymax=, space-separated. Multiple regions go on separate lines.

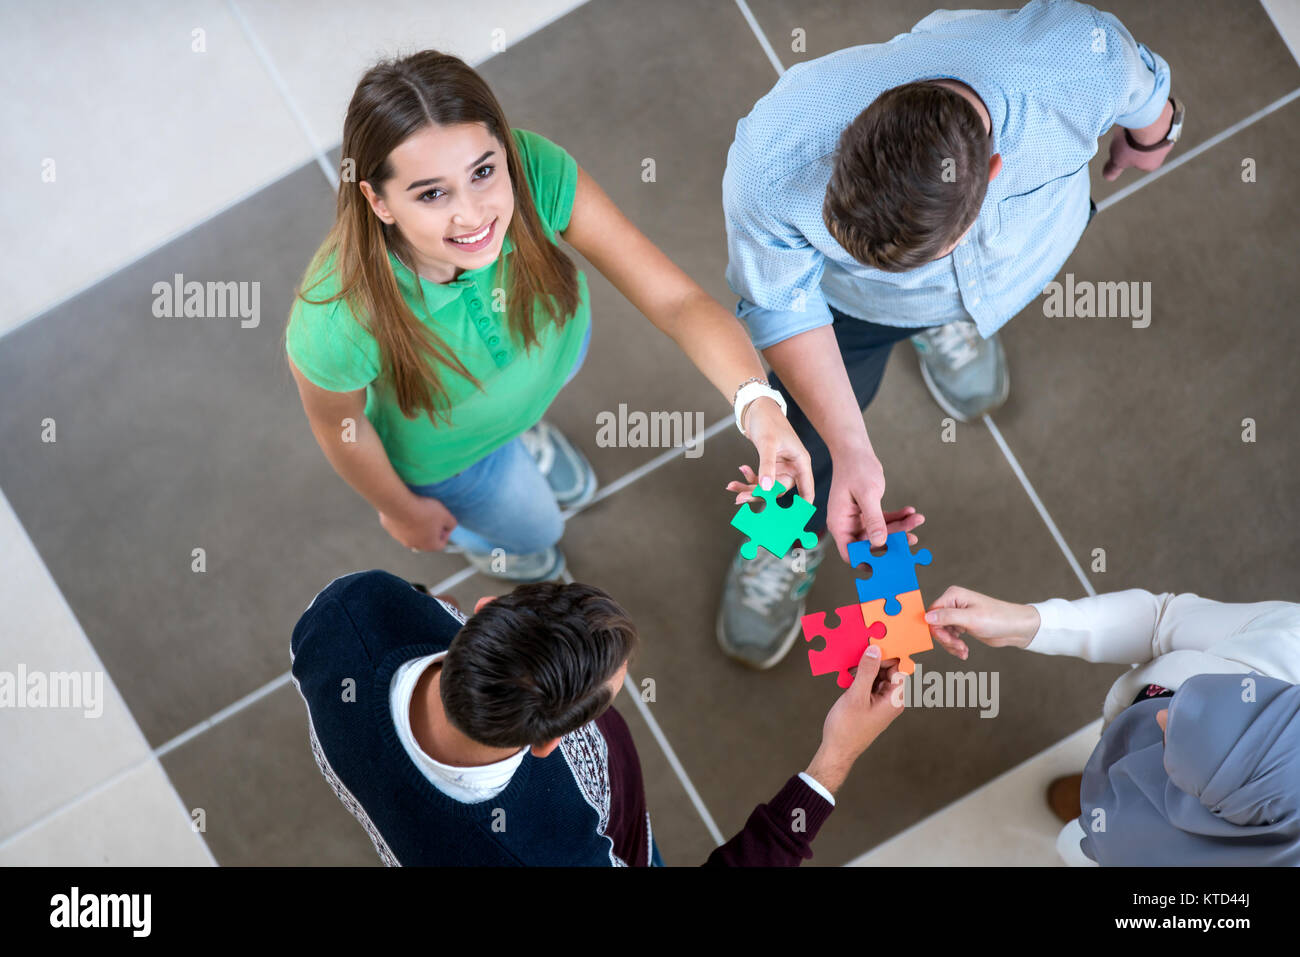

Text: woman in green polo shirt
xmin=286 ymin=50 xmax=813 ymax=582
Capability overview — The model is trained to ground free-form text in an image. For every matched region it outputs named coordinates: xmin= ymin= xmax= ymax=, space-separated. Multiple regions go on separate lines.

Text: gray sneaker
xmin=521 ymin=420 xmax=598 ymax=509
xmin=717 ymin=537 xmax=830 ymax=669
xmin=911 ymin=319 xmax=1009 ymax=422
xmin=457 ymin=543 xmax=567 ymax=584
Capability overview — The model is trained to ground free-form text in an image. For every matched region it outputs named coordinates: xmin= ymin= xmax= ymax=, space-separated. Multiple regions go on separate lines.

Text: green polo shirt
xmin=286 ymin=128 xmax=591 ymax=485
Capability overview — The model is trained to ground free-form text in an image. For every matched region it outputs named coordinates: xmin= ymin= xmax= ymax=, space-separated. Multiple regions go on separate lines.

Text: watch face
xmin=1168 ymin=99 xmax=1185 ymax=142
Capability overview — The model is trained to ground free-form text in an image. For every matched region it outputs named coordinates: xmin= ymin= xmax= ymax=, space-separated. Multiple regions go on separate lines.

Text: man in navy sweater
xmin=291 ymin=569 xmax=903 ymax=865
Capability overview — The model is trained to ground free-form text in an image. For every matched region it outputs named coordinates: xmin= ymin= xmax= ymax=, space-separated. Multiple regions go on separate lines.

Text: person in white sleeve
xmin=923 ymin=586 xmax=1300 ymax=866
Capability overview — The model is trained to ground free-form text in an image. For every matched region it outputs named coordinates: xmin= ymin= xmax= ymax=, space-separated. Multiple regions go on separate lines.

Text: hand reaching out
xmin=924 ymin=585 xmax=1042 ymax=660
xmin=726 ymin=464 xmax=926 ymax=548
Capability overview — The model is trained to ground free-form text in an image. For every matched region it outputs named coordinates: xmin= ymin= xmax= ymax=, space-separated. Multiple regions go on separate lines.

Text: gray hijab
xmin=1078 ymin=673 xmax=1300 ymax=865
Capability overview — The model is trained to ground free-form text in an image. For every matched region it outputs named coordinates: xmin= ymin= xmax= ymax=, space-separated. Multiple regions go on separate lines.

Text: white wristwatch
xmin=733 ymin=380 xmax=788 ymax=437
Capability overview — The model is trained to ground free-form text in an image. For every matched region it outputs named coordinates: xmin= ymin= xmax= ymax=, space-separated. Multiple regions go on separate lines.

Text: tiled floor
xmin=2 ymin=0 xmax=1297 ymax=866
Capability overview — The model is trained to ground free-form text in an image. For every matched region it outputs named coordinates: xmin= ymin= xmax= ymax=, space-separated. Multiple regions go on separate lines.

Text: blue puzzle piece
xmin=847 ymin=530 xmax=932 ymax=614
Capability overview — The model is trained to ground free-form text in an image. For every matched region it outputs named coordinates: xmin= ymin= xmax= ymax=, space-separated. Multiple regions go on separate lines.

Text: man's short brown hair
xmin=823 ymin=81 xmax=992 ymax=272
xmin=440 ymin=582 xmax=638 ymax=749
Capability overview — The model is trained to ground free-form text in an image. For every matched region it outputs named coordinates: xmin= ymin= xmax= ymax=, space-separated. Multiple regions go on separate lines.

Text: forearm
xmin=702 ymin=775 xmax=833 ymax=867
xmin=307 ymin=415 xmax=421 ymax=515
xmin=804 ymin=743 xmax=851 ymax=796
xmin=1119 ymin=98 xmax=1172 ymax=144
xmin=1027 ymin=589 xmax=1169 ymax=663
xmin=763 ymin=326 xmax=870 ymax=455
xmin=656 ymin=288 xmax=768 ymax=404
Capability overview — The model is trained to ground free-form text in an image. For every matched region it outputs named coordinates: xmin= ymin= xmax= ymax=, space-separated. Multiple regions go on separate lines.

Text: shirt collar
xmin=917 ymin=73 xmax=1002 ymax=152
xmin=388 ymin=231 xmax=516 ymax=309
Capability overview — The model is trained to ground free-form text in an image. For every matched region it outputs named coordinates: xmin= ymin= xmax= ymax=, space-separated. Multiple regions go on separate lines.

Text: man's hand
xmin=725 ymin=465 xmax=925 ymax=547
xmin=804 ymin=646 xmax=906 ymax=797
xmin=924 ymin=585 xmax=1042 ymax=659
xmin=825 ymin=450 xmax=890 ymax=558
xmin=1103 ymin=100 xmax=1176 ymax=181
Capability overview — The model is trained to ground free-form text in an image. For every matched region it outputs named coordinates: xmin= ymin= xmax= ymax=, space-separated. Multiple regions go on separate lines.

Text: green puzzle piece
xmin=730 ymin=481 xmax=818 ymax=560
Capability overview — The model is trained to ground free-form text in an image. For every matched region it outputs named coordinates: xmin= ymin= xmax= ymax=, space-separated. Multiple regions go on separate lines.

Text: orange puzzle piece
xmin=861 ymin=589 xmax=932 ymax=675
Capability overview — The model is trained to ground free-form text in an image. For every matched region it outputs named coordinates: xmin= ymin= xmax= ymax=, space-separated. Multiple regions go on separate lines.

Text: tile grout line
xmin=623 ymin=675 xmax=726 ymax=846
xmin=0 ymin=491 xmax=217 ymax=864
xmin=733 ymin=0 xmax=787 ymax=76
xmin=561 ymin=415 xmax=732 ymax=519
xmin=1097 ymin=86 xmax=1300 ymax=212
xmin=982 ymin=414 xmax=1096 ymax=597
xmin=982 ymin=87 xmax=1300 ymax=597
xmin=1261 ymin=0 xmax=1300 ymax=70
xmin=225 ymin=0 xmax=339 ymax=191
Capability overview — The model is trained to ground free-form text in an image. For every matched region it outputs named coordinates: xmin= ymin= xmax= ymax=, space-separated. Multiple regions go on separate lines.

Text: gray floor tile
xmin=161 ymin=683 xmax=380 ymax=866
xmin=993 ymin=103 xmax=1300 ymax=602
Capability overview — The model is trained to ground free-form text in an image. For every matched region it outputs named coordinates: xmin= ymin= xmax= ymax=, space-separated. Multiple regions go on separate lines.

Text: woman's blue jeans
xmin=404 ymin=321 xmax=590 ymax=555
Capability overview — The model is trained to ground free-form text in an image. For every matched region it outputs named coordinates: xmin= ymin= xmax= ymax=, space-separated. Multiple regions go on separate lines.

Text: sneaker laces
xmin=519 ymin=423 xmax=555 ymax=474
xmin=920 ymin=321 xmax=981 ymax=372
xmin=739 ymin=547 xmax=813 ymax=616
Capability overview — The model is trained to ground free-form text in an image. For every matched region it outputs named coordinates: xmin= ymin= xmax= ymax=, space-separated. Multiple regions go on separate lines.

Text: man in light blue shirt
xmin=717 ymin=1 xmax=1183 ymax=668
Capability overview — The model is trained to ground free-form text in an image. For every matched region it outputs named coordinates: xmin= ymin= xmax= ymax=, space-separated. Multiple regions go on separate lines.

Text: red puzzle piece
xmin=802 ymin=603 xmax=888 ymax=688
xmin=861 ymin=589 xmax=932 ymax=675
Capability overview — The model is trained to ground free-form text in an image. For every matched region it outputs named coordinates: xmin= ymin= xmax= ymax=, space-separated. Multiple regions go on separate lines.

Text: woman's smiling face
xmin=362 ymin=122 xmax=515 ymax=283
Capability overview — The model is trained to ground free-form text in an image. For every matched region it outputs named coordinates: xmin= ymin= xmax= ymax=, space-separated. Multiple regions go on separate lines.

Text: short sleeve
xmin=721 ymin=143 xmax=833 ymax=350
xmin=1090 ymin=7 xmax=1171 ymax=131
xmin=511 ymin=128 xmax=579 ymax=235
xmin=285 ymin=292 xmax=381 ymax=393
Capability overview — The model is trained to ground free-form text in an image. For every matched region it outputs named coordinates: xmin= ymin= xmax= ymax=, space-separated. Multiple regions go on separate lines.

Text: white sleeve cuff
xmin=798 ymin=771 xmax=835 ymax=807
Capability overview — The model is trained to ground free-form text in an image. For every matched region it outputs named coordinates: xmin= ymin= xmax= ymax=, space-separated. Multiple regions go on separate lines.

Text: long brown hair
xmin=293 ymin=51 xmax=580 ymax=423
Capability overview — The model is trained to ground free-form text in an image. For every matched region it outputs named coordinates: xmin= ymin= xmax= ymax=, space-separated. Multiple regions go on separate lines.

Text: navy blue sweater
xmin=291 ymin=570 xmax=833 ymax=866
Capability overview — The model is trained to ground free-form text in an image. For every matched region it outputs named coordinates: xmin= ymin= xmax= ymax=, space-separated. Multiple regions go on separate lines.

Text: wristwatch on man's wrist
xmin=1124 ymin=94 xmax=1183 ymax=152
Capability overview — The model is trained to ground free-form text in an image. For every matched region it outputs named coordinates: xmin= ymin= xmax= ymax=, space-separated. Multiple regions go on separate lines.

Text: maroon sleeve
xmin=702 ymin=776 xmax=834 ymax=867
xmin=596 ymin=707 xmax=652 ymax=867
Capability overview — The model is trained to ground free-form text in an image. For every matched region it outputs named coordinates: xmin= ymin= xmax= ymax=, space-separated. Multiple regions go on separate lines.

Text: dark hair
xmin=440 ymin=582 xmax=639 ymax=749
xmin=291 ymin=50 xmax=580 ymax=424
xmin=823 ymin=81 xmax=991 ymax=272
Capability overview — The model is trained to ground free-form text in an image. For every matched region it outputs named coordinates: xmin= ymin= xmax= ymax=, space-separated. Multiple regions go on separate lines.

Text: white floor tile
xmin=846 ymin=720 xmax=1102 ymax=867
xmin=0 ymin=487 xmax=208 ymax=863
xmin=235 ymin=0 xmax=591 ymax=152
xmin=0 ymin=759 xmax=212 ymax=866
xmin=0 ymin=0 xmax=312 ymax=337
xmin=1263 ymin=0 xmax=1300 ymax=69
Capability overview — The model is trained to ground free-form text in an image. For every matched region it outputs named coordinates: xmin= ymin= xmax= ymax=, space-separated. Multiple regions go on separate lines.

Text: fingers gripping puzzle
xmin=729 ymin=481 xmax=818 ymax=560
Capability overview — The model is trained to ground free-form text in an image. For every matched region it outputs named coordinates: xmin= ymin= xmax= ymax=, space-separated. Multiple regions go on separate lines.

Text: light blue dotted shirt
xmin=722 ymin=0 xmax=1171 ymax=349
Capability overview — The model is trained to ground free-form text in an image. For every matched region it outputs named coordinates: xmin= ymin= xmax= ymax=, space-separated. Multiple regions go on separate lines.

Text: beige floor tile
xmin=847 ymin=721 xmax=1100 ymax=866
xmin=0 ymin=758 xmax=213 ymax=866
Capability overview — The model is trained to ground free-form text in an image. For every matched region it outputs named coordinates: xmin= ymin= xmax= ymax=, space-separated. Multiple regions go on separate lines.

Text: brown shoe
xmin=1046 ymin=773 xmax=1083 ymax=823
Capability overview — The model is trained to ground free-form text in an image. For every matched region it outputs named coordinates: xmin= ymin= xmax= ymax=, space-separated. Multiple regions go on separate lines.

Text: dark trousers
xmin=767 ymin=197 xmax=1098 ymax=533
